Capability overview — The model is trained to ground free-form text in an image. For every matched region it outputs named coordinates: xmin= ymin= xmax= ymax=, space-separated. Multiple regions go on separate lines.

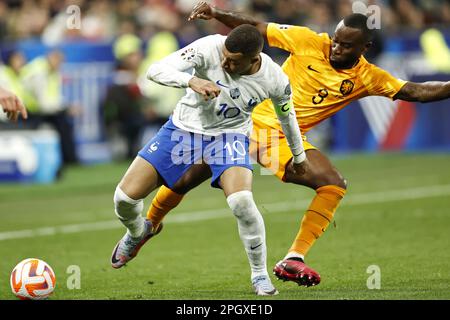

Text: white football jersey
xmin=147 ymin=34 xmax=292 ymax=136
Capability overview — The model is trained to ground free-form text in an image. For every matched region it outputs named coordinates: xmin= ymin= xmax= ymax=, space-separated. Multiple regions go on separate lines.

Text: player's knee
xmin=333 ymin=176 xmax=347 ymax=190
xmin=322 ymin=170 xmax=347 ymax=190
xmin=113 ymin=186 xmax=143 ymax=221
xmin=341 ymin=178 xmax=348 ymax=190
xmin=226 ymin=190 xmax=259 ymax=221
xmin=171 ymin=184 xmax=193 ymax=195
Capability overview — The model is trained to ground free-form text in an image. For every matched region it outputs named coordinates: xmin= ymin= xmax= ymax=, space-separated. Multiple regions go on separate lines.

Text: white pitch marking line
xmin=0 ymin=184 xmax=450 ymax=241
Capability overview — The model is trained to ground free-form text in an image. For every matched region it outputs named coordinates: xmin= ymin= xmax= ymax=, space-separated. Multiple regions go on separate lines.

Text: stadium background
xmin=0 ymin=0 xmax=449 ymax=300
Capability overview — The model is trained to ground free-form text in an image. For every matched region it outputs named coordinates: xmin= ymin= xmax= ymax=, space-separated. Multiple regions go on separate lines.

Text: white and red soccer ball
xmin=10 ymin=258 xmax=56 ymax=300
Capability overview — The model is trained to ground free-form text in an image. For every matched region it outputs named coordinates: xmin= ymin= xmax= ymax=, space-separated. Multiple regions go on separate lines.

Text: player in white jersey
xmin=110 ymin=25 xmax=308 ymax=296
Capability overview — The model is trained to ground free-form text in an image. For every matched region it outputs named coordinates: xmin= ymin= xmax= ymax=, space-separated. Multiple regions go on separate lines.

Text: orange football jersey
xmin=253 ymin=23 xmax=407 ymax=133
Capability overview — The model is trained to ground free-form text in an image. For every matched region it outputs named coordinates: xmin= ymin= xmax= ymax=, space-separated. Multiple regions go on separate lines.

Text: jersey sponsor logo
xmin=230 ymin=87 xmax=241 ymax=99
xmin=340 ymin=79 xmax=354 ymax=96
xmin=215 ymin=80 xmax=229 ymax=88
xmin=279 ymin=25 xmax=292 ymax=30
xmin=307 ymin=65 xmax=320 ymax=73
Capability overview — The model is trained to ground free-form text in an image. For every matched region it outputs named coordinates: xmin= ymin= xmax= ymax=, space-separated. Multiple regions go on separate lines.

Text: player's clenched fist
xmin=188 ymin=1 xmax=216 ymax=21
xmin=0 ymin=86 xmax=27 ymax=122
xmin=188 ymin=77 xmax=221 ymax=101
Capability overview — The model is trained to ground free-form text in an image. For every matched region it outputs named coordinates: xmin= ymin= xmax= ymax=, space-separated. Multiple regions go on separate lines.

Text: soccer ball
xmin=10 ymin=258 xmax=56 ymax=300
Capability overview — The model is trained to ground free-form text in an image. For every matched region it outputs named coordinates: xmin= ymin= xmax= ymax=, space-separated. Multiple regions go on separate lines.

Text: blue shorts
xmin=138 ymin=118 xmax=253 ymax=189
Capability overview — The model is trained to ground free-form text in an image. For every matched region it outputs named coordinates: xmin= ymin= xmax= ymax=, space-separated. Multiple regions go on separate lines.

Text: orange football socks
xmin=146 ymin=185 xmax=184 ymax=227
xmin=288 ymin=185 xmax=346 ymax=257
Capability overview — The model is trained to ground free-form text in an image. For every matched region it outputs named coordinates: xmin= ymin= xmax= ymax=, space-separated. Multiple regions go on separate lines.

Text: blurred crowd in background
xmin=1 ymin=0 xmax=450 ymax=43
xmin=0 ymin=0 xmax=449 ymax=167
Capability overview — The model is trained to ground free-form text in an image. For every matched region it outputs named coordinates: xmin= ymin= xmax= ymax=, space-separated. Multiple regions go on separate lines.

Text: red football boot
xmin=273 ymin=257 xmax=321 ymax=287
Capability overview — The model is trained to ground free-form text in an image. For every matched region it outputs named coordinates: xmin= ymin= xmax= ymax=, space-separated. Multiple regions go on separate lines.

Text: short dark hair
xmin=225 ymin=24 xmax=264 ymax=57
xmin=343 ymin=13 xmax=374 ymax=41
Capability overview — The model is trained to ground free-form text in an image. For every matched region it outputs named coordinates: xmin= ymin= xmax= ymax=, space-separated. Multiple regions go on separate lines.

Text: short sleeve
xmin=267 ymin=22 xmax=328 ymax=54
xmin=362 ymin=65 xmax=408 ymax=99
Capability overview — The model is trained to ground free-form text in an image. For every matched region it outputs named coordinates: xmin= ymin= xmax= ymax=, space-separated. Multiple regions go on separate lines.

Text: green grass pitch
xmin=1 ymin=153 xmax=449 ymax=300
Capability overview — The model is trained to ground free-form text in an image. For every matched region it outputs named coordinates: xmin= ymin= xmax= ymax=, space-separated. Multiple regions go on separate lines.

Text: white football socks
xmin=226 ymin=190 xmax=268 ymax=279
xmin=114 ymin=186 xmax=145 ymax=238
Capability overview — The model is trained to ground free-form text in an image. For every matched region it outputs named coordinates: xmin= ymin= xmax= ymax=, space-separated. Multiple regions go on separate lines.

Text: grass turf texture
xmin=0 ymin=153 xmax=449 ymax=300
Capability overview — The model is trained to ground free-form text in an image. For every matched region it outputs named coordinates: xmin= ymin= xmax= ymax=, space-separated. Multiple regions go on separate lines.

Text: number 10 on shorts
xmin=224 ymin=140 xmax=246 ymax=162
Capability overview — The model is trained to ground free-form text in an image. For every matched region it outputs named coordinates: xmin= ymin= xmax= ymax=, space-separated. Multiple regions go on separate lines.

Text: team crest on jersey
xmin=180 ymin=47 xmax=196 ymax=61
xmin=340 ymin=80 xmax=354 ymax=96
xmin=230 ymin=88 xmax=241 ymax=99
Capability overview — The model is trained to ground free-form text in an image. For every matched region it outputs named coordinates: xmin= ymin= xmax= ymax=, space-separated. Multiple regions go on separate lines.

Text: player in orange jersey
xmin=142 ymin=2 xmax=450 ymax=287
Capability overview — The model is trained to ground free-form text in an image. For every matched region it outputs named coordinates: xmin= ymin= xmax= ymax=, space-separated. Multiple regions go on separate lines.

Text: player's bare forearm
xmin=188 ymin=76 xmax=221 ymax=101
xmin=394 ymin=81 xmax=450 ymax=103
xmin=214 ymin=8 xmax=267 ymax=35
xmin=189 ymin=2 xmax=267 ymax=37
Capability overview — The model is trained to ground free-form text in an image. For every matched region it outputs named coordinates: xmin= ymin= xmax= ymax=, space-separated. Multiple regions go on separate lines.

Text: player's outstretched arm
xmin=274 ymin=99 xmax=308 ymax=176
xmin=394 ymin=81 xmax=450 ymax=103
xmin=188 ymin=1 xmax=268 ymax=39
xmin=146 ymin=35 xmax=221 ymax=100
xmin=0 ymin=86 xmax=27 ymax=122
